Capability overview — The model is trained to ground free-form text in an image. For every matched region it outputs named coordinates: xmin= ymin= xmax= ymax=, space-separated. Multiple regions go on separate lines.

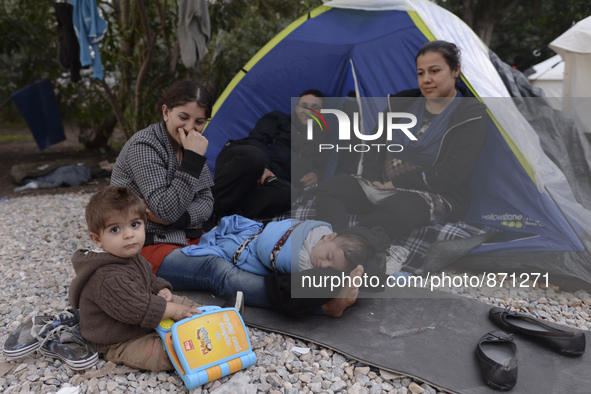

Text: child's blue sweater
xmin=181 ymin=214 xmax=331 ymax=275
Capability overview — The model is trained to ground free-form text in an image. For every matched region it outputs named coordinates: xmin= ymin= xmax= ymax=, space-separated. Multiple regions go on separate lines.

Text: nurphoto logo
xmin=305 ymin=108 xmax=418 ymax=153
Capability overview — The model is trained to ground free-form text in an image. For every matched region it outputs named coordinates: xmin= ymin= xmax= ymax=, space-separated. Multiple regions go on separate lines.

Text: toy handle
xmin=197 ymin=305 xmax=221 ymax=313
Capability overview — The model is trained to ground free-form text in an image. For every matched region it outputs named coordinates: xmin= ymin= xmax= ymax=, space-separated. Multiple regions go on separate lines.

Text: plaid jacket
xmin=111 ymin=122 xmax=214 ymax=246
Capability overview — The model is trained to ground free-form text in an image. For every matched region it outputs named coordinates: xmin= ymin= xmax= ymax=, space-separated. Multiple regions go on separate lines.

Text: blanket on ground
xmin=274 ymin=186 xmax=494 ymax=274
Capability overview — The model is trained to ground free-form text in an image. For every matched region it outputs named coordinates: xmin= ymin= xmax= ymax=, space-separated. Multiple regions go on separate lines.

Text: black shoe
xmin=489 ymin=307 xmax=586 ymax=357
xmin=222 ymin=291 xmax=245 ymax=316
xmin=476 ymin=331 xmax=518 ymax=391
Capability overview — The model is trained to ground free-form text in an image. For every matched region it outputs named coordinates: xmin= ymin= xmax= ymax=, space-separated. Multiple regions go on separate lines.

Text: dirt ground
xmin=0 ymin=123 xmax=120 ymax=199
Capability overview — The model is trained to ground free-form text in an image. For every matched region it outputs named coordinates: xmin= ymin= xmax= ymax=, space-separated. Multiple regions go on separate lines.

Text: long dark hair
xmin=156 ymin=80 xmax=214 ymax=120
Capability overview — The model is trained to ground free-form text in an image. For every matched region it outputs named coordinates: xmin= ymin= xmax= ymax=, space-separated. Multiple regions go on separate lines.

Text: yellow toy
xmin=156 ymin=305 xmax=257 ymax=389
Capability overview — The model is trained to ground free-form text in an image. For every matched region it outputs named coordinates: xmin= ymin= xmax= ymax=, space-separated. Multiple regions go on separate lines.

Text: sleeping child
xmin=181 ymin=215 xmax=386 ymax=317
xmin=181 ymin=214 xmax=373 ymax=276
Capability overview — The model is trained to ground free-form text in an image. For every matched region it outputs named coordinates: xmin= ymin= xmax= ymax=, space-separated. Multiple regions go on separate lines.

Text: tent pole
xmin=349 ymin=58 xmax=364 ymax=176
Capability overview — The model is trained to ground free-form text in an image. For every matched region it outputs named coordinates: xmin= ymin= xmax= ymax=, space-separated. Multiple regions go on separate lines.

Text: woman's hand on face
xmin=177 ymin=127 xmax=208 ymax=156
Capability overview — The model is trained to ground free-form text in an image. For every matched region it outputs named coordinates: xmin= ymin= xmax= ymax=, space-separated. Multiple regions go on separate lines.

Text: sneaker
xmin=3 ymin=309 xmax=79 ymax=359
xmin=38 ymin=324 xmax=98 ymax=370
xmin=222 ymin=291 xmax=245 ymax=316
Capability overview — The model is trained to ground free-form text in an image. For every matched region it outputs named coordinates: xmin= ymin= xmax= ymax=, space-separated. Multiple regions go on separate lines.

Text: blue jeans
xmin=157 ymin=248 xmax=273 ymax=309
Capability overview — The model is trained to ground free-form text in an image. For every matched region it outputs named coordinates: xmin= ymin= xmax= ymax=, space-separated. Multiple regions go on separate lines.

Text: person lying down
xmin=182 ymin=215 xmax=386 ymax=317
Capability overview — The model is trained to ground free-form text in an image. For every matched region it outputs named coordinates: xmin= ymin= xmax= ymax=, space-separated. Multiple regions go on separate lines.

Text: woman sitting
xmin=316 ymin=40 xmax=487 ymax=242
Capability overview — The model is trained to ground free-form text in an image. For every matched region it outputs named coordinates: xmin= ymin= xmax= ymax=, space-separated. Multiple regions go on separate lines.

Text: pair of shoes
xmin=222 ymin=291 xmax=245 ymax=316
xmin=476 ymin=307 xmax=588 ymax=391
xmin=38 ymin=324 xmax=98 ymax=370
xmin=3 ymin=309 xmax=79 ymax=360
xmin=489 ymin=307 xmax=586 ymax=357
xmin=476 ymin=331 xmax=518 ymax=391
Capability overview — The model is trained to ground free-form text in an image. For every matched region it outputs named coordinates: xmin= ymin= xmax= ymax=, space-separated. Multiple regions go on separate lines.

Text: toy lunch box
xmin=156 ymin=305 xmax=257 ymax=389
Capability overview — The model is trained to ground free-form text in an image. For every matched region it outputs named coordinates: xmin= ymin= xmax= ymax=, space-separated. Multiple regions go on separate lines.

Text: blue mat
xmin=11 ymin=79 xmax=66 ymax=150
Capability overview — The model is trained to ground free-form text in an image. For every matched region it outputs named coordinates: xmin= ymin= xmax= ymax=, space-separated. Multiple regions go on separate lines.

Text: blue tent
xmin=203 ymin=0 xmax=591 ymax=285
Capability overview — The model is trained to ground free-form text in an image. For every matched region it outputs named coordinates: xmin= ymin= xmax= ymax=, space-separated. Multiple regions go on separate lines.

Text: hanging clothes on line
xmin=11 ymin=79 xmax=67 ymax=151
xmin=178 ymin=0 xmax=210 ymax=69
xmin=53 ymin=1 xmax=82 ymax=82
xmin=68 ymin=0 xmax=107 ymax=80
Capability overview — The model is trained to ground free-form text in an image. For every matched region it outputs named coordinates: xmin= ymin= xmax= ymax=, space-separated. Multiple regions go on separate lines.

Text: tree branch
xmin=99 ymin=79 xmax=130 ymax=140
xmin=134 ymin=0 xmax=157 ymax=131
xmin=169 ymin=39 xmax=180 ymax=74
xmin=154 ymin=0 xmax=171 ymax=57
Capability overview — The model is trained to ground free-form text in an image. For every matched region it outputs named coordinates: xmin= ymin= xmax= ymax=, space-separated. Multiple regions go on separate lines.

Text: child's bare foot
xmin=322 ymin=265 xmax=364 ymax=318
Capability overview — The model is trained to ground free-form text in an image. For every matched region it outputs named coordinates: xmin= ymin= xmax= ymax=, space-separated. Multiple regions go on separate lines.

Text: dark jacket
xmin=231 ymin=111 xmax=327 ymax=182
xmin=69 ymin=250 xmax=172 ymax=352
xmin=362 ymin=88 xmax=487 ymax=221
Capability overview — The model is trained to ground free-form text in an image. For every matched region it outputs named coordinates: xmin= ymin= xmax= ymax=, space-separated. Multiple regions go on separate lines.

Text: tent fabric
xmin=549 ymin=16 xmax=591 ymax=136
xmin=550 ymin=16 xmax=591 ymax=54
xmin=11 ymin=79 xmax=66 ymax=151
xmin=203 ymin=0 xmax=591 ymax=284
xmin=490 ymin=52 xmax=591 ymax=212
xmin=471 ymin=53 xmax=591 ymax=287
xmin=527 ymin=54 xmax=564 ymax=106
xmin=528 ymin=55 xmax=564 ymax=83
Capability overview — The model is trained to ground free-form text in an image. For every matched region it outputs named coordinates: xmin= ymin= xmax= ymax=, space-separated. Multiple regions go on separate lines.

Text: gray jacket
xmin=111 ymin=122 xmax=214 ymax=246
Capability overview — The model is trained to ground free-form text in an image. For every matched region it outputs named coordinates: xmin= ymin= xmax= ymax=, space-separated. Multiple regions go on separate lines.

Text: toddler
xmin=69 ymin=186 xmax=202 ymax=371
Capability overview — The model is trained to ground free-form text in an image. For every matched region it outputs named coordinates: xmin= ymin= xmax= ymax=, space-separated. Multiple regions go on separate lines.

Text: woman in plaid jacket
xmin=111 ymin=81 xmax=273 ymax=308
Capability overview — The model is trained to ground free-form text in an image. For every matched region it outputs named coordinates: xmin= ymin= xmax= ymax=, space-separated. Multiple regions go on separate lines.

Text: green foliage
xmin=0 ymin=0 xmax=62 ymax=122
xmin=435 ymin=0 xmax=591 ymax=70
xmin=2 ymin=0 xmax=589 ymax=145
xmin=491 ymin=0 xmax=591 ymax=70
xmin=0 ymin=134 xmax=33 ymax=143
xmin=0 ymin=0 xmax=322 ymax=147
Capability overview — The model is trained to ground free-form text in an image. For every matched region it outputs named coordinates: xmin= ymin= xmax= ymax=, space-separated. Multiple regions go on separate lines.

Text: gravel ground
xmin=1 ymin=192 xmax=590 ymax=394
